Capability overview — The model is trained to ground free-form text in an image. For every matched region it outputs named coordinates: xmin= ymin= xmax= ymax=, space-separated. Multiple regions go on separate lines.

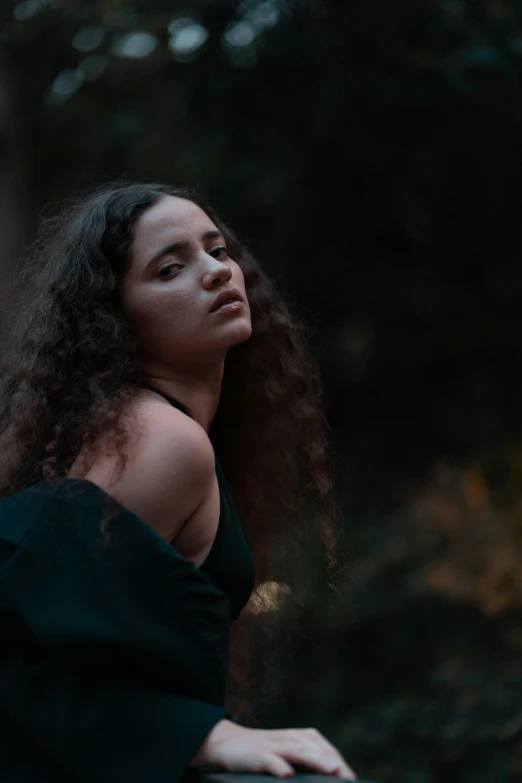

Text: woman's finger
xmin=301 ymin=729 xmax=356 ymax=780
xmin=336 ymin=762 xmax=357 ymax=780
xmin=265 ymin=756 xmax=296 ymax=779
xmin=278 ymin=747 xmax=356 ymax=780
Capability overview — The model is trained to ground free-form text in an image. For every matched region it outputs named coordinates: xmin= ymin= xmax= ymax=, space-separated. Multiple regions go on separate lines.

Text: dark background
xmin=1 ymin=1 xmax=522 ymax=780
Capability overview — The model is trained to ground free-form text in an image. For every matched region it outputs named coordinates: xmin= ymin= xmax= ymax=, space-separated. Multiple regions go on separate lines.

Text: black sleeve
xmin=0 ymin=479 xmax=232 ymax=783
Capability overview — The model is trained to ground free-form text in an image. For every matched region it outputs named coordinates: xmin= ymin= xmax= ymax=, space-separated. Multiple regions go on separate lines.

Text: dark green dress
xmin=0 ymin=393 xmax=255 ymax=782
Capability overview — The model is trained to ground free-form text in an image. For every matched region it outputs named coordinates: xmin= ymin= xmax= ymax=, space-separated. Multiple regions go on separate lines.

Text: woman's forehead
xmin=135 ymin=195 xmax=214 ymax=237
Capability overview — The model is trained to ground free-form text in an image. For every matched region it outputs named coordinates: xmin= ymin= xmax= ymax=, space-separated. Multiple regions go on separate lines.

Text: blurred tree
xmin=2 ymin=0 xmax=522 ymax=505
xmin=0 ymin=45 xmax=30 ymax=286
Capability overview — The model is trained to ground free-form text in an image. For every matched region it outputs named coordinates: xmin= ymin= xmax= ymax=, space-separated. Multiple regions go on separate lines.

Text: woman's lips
xmin=211 ymin=301 xmax=244 ymax=314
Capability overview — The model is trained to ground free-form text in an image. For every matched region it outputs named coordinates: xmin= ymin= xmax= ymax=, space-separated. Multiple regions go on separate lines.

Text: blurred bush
xmin=261 ymin=443 xmax=522 ymax=782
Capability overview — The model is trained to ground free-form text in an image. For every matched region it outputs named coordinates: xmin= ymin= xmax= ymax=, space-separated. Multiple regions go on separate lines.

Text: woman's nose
xmin=204 ymin=259 xmax=232 ymax=288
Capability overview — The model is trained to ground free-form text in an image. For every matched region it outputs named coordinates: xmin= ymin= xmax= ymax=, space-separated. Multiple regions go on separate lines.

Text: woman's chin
xmin=217 ymin=318 xmax=252 ymax=348
xmin=222 ymin=320 xmax=252 ymax=348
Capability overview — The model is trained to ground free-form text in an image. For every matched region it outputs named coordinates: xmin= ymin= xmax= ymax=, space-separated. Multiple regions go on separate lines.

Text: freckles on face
xmin=129 ymin=286 xmax=196 ymax=348
xmin=121 ymin=262 xmax=207 ymax=360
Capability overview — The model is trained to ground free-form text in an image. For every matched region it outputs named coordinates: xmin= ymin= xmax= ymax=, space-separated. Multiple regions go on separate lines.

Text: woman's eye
xmin=157 ymin=263 xmax=183 ymax=278
xmin=212 ymin=246 xmax=229 ymax=259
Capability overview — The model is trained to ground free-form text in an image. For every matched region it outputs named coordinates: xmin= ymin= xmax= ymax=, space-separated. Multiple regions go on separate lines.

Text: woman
xmin=0 ymin=183 xmax=355 ymax=782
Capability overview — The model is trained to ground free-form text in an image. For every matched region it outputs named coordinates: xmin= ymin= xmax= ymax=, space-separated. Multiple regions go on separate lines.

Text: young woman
xmin=0 ymin=183 xmax=356 ymax=782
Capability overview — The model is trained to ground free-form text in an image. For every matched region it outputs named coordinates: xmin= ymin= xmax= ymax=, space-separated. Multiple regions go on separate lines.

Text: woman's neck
xmin=141 ymin=371 xmax=224 ymax=433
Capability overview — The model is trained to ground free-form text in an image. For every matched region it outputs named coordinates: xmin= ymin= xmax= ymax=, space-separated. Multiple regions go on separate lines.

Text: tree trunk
xmin=0 ymin=47 xmax=31 ymax=294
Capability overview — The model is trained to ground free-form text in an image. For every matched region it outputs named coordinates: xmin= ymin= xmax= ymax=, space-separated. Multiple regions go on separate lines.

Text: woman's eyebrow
xmin=144 ymin=229 xmax=223 ymax=271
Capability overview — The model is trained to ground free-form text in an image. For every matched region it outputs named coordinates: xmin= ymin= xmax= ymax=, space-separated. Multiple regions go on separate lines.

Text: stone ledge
xmin=198 ymin=773 xmax=379 ymax=783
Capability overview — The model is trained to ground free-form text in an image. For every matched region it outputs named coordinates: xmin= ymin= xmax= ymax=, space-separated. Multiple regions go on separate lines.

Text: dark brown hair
xmin=0 ymin=182 xmax=350 ymax=725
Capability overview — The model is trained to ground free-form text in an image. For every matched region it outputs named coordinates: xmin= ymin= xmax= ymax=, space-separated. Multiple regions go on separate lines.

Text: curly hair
xmin=0 ymin=181 xmax=350 ymax=726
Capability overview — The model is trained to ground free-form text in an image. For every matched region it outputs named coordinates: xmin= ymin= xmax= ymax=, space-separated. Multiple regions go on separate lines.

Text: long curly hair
xmin=0 ymin=182 xmax=350 ymax=726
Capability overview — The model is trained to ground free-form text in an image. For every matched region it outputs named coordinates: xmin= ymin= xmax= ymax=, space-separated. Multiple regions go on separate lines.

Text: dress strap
xmin=142 ymin=387 xmax=195 ymax=420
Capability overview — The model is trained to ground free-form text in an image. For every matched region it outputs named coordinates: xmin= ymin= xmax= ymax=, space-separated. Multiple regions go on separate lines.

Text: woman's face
xmin=119 ymin=195 xmax=252 ymax=371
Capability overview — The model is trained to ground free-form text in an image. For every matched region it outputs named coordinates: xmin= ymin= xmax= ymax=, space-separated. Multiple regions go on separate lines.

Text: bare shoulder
xmin=76 ymin=389 xmax=216 ymax=542
xmin=128 ymin=389 xmax=214 ymax=466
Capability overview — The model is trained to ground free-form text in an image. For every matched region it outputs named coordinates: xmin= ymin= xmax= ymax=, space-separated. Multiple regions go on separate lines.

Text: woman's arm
xmin=0 ymin=653 xmax=228 ymax=783
xmin=0 ymin=478 xmax=231 ymax=783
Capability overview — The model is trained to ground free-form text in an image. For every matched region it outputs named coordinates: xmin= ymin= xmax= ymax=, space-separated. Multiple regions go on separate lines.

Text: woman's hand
xmin=190 ymin=719 xmax=356 ymax=779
